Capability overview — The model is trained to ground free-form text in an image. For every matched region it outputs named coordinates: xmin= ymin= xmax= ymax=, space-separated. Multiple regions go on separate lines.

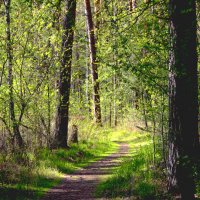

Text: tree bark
xmin=168 ymin=0 xmax=200 ymax=198
xmin=141 ymin=91 xmax=148 ymax=130
xmin=94 ymin=0 xmax=101 ymax=36
xmin=85 ymin=0 xmax=102 ymax=124
xmin=129 ymin=0 xmax=136 ymax=11
xmin=160 ymin=93 xmax=167 ymax=167
xmin=109 ymin=101 xmax=112 ymax=127
xmin=54 ymin=0 xmax=76 ymax=148
xmin=4 ymin=0 xmax=24 ymax=149
xmin=113 ymin=74 xmax=117 ymax=127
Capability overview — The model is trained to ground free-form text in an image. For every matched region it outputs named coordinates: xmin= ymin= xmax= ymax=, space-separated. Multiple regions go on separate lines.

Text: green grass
xmin=95 ymin=130 xmax=166 ymax=200
xmin=0 ymin=129 xmax=118 ymax=200
xmin=0 ymin=127 xmax=170 ymax=200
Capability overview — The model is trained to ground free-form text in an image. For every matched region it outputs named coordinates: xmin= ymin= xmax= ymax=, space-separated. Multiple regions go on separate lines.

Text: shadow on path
xmin=41 ymin=143 xmax=129 ymax=200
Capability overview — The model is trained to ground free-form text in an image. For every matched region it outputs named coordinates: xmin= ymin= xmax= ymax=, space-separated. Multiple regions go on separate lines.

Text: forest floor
xmin=41 ymin=143 xmax=129 ymax=200
xmin=1 ymin=129 xmax=172 ymax=199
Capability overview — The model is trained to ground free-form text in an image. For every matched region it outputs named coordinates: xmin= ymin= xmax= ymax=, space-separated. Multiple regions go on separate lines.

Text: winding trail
xmin=41 ymin=143 xmax=129 ymax=200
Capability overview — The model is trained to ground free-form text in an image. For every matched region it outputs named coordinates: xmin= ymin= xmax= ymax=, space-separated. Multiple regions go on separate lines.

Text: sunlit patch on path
xmin=41 ymin=143 xmax=129 ymax=200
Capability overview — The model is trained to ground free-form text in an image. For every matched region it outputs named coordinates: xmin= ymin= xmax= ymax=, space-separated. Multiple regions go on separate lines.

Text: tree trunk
xmin=109 ymin=101 xmax=112 ymax=127
xmin=47 ymin=67 xmax=51 ymax=148
xmin=160 ymin=93 xmax=166 ymax=167
xmin=85 ymin=0 xmax=102 ymax=124
xmin=113 ymin=74 xmax=117 ymax=127
xmin=54 ymin=0 xmax=76 ymax=148
xmin=94 ymin=0 xmax=101 ymax=33
xmin=129 ymin=0 xmax=136 ymax=11
xmin=85 ymin=52 xmax=92 ymax=117
xmin=85 ymin=23 xmax=92 ymax=118
xmin=152 ymin=114 xmax=156 ymax=165
xmin=4 ymin=0 xmax=24 ymax=149
xmin=69 ymin=124 xmax=78 ymax=144
xmin=135 ymin=90 xmax=139 ymax=109
xmin=168 ymin=0 xmax=200 ymax=198
xmin=141 ymin=91 xmax=148 ymax=130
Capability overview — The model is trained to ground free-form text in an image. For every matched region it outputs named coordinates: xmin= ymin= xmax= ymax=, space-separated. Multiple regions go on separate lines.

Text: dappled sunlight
xmin=41 ymin=143 xmax=129 ymax=200
xmin=35 ymin=166 xmax=64 ymax=180
xmin=95 ymin=130 xmax=160 ymax=199
xmin=0 ymin=135 xmax=118 ymax=199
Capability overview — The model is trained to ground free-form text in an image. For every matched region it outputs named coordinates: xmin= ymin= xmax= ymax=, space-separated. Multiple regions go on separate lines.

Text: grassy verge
xmin=0 ymin=128 xmax=118 ymax=200
xmin=96 ymin=130 xmax=168 ymax=200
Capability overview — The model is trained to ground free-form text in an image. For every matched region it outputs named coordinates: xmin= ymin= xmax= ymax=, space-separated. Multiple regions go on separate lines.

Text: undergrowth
xmin=0 ymin=125 xmax=117 ymax=200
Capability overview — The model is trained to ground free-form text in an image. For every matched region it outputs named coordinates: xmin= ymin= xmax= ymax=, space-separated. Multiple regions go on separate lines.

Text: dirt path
xmin=41 ymin=143 xmax=129 ymax=200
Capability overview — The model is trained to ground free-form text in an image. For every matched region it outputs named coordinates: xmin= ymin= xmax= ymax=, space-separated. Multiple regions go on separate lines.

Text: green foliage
xmin=0 ymin=0 xmax=198 ymax=199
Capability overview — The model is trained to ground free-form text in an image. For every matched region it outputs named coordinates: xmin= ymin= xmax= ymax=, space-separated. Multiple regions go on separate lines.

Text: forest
xmin=0 ymin=0 xmax=199 ymax=199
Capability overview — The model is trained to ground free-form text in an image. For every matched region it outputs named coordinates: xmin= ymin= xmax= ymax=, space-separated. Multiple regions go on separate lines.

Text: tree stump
xmin=70 ymin=125 xmax=78 ymax=144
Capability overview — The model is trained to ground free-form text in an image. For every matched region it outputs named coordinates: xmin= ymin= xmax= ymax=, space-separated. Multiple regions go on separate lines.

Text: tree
xmin=85 ymin=0 xmax=102 ymax=124
xmin=168 ymin=0 xmax=200 ymax=198
xmin=4 ymin=0 xmax=24 ymax=148
xmin=54 ymin=0 xmax=77 ymax=148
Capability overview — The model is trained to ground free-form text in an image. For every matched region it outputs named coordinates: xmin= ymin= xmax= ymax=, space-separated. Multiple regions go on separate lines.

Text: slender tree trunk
xmin=111 ymin=2 xmax=119 ymax=127
xmin=85 ymin=25 xmax=92 ymax=118
xmin=4 ymin=0 xmax=24 ymax=149
xmin=109 ymin=101 xmax=112 ymax=127
xmin=85 ymin=0 xmax=102 ymax=124
xmin=129 ymin=0 xmax=136 ymax=11
xmin=135 ymin=90 xmax=139 ymax=109
xmin=160 ymin=93 xmax=166 ymax=167
xmin=141 ymin=91 xmax=148 ymax=130
xmin=113 ymin=74 xmax=117 ymax=127
xmin=152 ymin=114 xmax=156 ymax=165
xmin=47 ymin=68 xmax=51 ymax=148
xmin=168 ymin=0 xmax=200 ymax=198
xmin=94 ymin=0 xmax=101 ymax=33
xmin=85 ymin=53 xmax=92 ymax=117
xmin=54 ymin=0 xmax=76 ymax=148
